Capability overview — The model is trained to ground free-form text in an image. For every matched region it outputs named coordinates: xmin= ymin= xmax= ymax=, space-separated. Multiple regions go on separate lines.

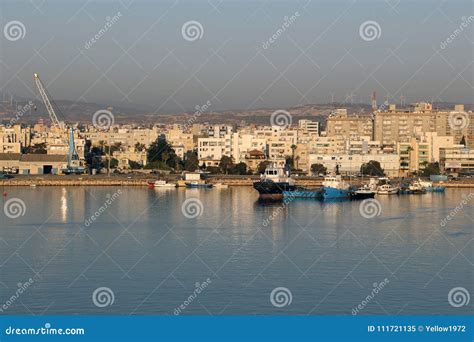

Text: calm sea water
xmin=0 ymin=186 xmax=472 ymax=315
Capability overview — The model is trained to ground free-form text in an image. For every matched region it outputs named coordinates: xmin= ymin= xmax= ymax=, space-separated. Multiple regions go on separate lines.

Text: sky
xmin=0 ymin=0 xmax=473 ymax=113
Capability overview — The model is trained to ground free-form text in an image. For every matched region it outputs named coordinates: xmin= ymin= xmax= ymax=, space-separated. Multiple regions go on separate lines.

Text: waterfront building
xmin=326 ymin=109 xmax=373 ymax=138
xmin=374 ymin=103 xmax=472 ymax=147
xmin=440 ymin=146 xmax=474 ymax=176
xmin=307 ymin=153 xmax=400 ymax=177
xmin=113 ymin=149 xmax=147 ymax=168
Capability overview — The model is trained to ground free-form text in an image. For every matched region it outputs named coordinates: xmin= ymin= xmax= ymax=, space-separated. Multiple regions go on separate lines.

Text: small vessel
xmin=418 ymin=178 xmax=445 ymax=192
xmin=377 ymin=184 xmax=399 ymax=195
xmin=349 ymin=184 xmax=376 ymax=200
xmin=153 ymin=180 xmax=176 ymax=188
xmin=253 ymin=164 xmax=296 ymax=200
xmin=408 ymin=180 xmax=426 ymax=194
xmin=214 ymin=183 xmax=229 ymax=189
xmin=320 ymin=175 xmax=350 ymax=200
xmin=185 ymin=181 xmax=213 ymax=188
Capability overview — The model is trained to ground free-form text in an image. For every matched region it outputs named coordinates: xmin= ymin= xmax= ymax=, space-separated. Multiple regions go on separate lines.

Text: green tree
xmin=219 ymin=156 xmax=234 ymax=174
xmin=230 ymin=162 xmax=247 ymax=175
xmin=109 ymin=158 xmax=119 ymax=169
xmin=134 ymin=143 xmax=146 ymax=152
xmin=421 ymin=162 xmax=440 ymax=177
xmin=147 ymin=137 xmax=179 ymax=169
xmin=310 ymin=163 xmax=327 ymax=175
xmin=360 ymin=160 xmax=385 ymax=176
xmin=184 ymin=151 xmax=199 ymax=171
xmin=290 ymin=144 xmax=297 ymax=168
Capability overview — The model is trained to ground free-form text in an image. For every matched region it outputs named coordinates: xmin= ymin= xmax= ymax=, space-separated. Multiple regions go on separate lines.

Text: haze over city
xmin=1 ymin=0 xmax=473 ymax=114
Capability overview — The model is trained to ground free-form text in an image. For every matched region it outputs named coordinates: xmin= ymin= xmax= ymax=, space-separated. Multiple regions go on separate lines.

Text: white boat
xmin=417 ymin=178 xmax=433 ymax=188
xmin=408 ymin=180 xmax=426 ymax=194
xmin=153 ymin=180 xmax=176 ymax=188
xmin=377 ymin=184 xmax=399 ymax=195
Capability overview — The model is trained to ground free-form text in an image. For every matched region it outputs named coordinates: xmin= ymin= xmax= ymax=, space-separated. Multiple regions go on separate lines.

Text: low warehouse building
xmin=0 ymin=154 xmax=69 ymax=175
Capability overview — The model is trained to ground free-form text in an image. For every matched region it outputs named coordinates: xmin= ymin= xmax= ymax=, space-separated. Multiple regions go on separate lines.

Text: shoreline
xmin=1 ymin=175 xmax=473 ymax=188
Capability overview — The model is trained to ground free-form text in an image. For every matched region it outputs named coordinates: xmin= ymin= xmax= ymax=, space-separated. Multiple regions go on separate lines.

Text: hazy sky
xmin=0 ymin=0 xmax=473 ymax=113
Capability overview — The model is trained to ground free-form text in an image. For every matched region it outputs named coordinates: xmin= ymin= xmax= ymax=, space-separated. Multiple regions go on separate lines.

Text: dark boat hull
xmin=349 ymin=191 xmax=376 ymax=200
xmin=253 ymin=180 xmax=296 ymax=199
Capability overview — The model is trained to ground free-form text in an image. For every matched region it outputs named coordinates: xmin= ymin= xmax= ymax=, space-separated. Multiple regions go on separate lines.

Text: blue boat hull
xmin=185 ymin=183 xmax=213 ymax=188
xmin=426 ymin=186 xmax=445 ymax=192
xmin=321 ymin=187 xmax=350 ymax=200
xmin=282 ymin=189 xmax=320 ymax=199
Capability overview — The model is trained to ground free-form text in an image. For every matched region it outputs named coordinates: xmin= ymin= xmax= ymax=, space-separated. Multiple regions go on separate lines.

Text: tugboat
xmin=253 ymin=164 xmax=296 ymax=200
xmin=320 ymin=175 xmax=350 ymax=200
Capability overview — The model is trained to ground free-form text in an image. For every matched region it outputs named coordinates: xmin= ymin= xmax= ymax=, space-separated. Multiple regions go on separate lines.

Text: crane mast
xmin=33 ymin=73 xmax=61 ymax=128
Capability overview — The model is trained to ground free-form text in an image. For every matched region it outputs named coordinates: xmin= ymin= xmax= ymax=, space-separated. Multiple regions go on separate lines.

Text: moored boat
xmin=253 ymin=164 xmax=296 ymax=200
xmin=377 ymin=184 xmax=399 ymax=195
xmin=185 ymin=181 xmax=213 ymax=188
xmin=321 ymin=175 xmax=350 ymax=200
xmin=349 ymin=185 xmax=376 ymax=200
xmin=408 ymin=180 xmax=426 ymax=194
xmin=152 ymin=180 xmax=177 ymax=188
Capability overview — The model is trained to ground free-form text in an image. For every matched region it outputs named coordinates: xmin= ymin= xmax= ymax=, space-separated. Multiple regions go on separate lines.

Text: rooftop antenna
xmin=371 ymin=91 xmax=377 ymax=110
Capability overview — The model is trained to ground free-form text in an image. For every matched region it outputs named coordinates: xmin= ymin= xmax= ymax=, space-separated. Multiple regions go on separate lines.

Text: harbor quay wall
xmin=0 ymin=174 xmax=473 ymax=188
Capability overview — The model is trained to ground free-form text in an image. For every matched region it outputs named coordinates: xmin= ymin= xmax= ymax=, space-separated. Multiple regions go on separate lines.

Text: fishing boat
xmin=408 ymin=180 xmax=426 ymax=194
xmin=349 ymin=184 xmax=376 ymax=200
xmin=185 ymin=181 xmax=213 ymax=189
xmin=320 ymin=175 xmax=350 ymax=200
xmin=377 ymin=184 xmax=399 ymax=195
xmin=152 ymin=180 xmax=176 ymax=188
xmin=253 ymin=164 xmax=296 ymax=200
xmin=418 ymin=179 xmax=445 ymax=192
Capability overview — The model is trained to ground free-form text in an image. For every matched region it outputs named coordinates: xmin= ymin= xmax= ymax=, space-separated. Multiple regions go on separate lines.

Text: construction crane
xmin=33 ymin=73 xmax=85 ymax=175
xmin=33 ymin=73 xmax=61 ymax=128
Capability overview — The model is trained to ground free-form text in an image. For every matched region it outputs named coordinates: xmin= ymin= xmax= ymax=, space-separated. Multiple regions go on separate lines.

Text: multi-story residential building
xmin=197 ymin=134 xmax=233 ymax=166
xmin=113 ymin=149 xmax=147 ymax=168
xmin=166 ymin=125 xmax=194 ymax=152
xmin=307 ymin=153 xmax=400 ymax=177
xmin=298 ymin=119 xmax=319 ymax=137
xmin=0 ymin=124 xmax=30 ymax=153
xmin=440 ymin=146 xmax=474 ymax=176
xmin=326 ymin=109 xmax=373 ymax=138
xmin=84 ymin=126 xmax=159 ymax=148
xmin=374 ymin=103 xmax=472 ymax=147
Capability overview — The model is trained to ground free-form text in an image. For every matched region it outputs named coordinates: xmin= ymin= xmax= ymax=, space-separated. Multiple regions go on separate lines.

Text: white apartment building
xmin=308 ymin=153 xmax=400 ymax=177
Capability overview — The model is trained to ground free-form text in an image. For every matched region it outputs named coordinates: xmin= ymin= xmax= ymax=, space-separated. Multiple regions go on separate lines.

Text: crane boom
xmin=34 ymin=73 xmax=61 ymax=128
